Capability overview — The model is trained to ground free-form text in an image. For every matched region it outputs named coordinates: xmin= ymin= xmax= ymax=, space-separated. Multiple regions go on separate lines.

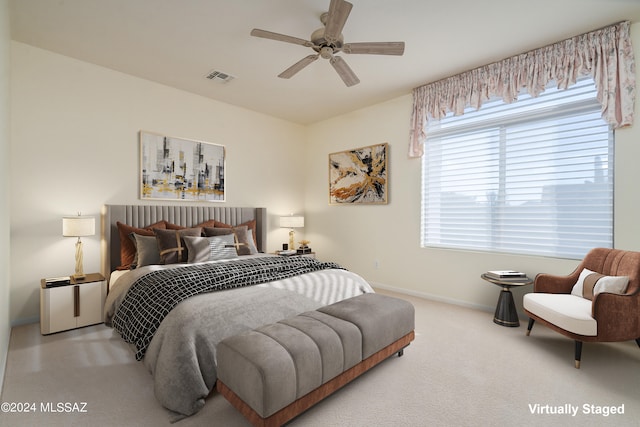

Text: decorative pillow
xmin=571 ymin=268 xmax=630 ymax=300
xmin=232 ymin=226 xmax=254 ymax=255
xmin=245 ymin=229 xmax=259 ymax=255
xmin=183 ymin=235 xmax=238 ymax=263
xmin=164 ymin=221 xmax=185 ymax=230
xmin=213 ymin=219 xmax=258 ymax=247
xmin=116 ymin=221 xmax=166 ymax=269
xmin=202 ymin=227 xmax=234 ymax=237
xmin=130 ymin=234 xmax=161 ymax=268
xmin=194 ymin=220 xmax=218 ymax=229
xmin=166 ymin=220 xmax=219 ymax=230
xmin=154 ymin=227 xmax=202 ymax=264
xmin=203 ymin=225 xmax=256 ymax=256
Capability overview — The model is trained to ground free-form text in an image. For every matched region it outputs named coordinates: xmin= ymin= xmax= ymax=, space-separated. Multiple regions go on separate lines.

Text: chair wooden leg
xmin=526 ymin=318 xmax=535 ymax=336
xmin=574 ymin=341 xmax=582 ymax=369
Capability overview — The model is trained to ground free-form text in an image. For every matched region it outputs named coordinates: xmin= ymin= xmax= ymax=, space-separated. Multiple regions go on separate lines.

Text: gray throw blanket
xmin=111 ymin=256 xmax=343 ymax=360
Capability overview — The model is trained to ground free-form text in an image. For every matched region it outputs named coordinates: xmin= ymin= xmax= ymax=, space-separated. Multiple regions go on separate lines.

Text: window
xmin=421 ymin=79 xmax=613 ymax=259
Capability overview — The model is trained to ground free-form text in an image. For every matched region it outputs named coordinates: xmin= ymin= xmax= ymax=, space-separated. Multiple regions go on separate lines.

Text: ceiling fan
xmin=250 ymin=0 xmax=405 ymax=87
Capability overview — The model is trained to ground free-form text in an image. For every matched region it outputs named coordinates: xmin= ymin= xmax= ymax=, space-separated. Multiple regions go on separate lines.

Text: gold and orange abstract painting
xmin=329 ymin=143 xmax=388 ymax=205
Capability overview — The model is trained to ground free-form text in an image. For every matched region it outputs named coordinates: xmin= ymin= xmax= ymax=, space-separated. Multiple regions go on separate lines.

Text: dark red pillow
xmin=164 ymin=221 xmax=186 ymax=230
xmin=195 ymin=219 xmax=218 ymax=229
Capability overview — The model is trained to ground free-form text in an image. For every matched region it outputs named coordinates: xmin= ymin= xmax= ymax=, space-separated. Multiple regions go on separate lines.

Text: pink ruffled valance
xmin=409 ymin=21 xmax=636 ymax=158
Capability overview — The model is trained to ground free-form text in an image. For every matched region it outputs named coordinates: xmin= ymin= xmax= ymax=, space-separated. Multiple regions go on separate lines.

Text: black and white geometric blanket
xmin=111 ymin=256 xmax=343 ymax=360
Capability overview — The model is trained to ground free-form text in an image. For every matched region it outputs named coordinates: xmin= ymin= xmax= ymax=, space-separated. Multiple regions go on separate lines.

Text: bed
xmin=101 ymin=204 xmax=374 ymax=419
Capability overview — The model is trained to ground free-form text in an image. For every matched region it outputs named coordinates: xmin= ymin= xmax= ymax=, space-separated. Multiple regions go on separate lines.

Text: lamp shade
xmin=279 ymin=215 xmax=304 ymax=228
xmin=62 ymin=216 xmax=96 ymax=237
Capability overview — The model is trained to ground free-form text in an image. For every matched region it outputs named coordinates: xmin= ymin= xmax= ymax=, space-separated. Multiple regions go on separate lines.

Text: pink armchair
xmin=523 ymin=248 xmax=640 ymax=368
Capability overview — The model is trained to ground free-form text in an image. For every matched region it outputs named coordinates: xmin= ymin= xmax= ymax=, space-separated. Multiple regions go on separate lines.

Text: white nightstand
xmin=40 ymin=273 xmax=107 ymax=335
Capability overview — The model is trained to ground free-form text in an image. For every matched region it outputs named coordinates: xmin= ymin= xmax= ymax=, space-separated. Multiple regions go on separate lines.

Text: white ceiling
xmin=10 ymin=0 xmax=640 ymax=125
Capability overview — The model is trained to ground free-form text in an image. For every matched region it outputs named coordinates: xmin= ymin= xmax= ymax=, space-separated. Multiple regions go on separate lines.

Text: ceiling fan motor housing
xmin=311 ymin=27 xmax=343 ymax=57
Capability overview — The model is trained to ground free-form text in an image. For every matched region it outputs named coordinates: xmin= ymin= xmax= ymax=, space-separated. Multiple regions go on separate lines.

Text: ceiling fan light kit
xmin=250 ymin=0 xmax=405 ymax=87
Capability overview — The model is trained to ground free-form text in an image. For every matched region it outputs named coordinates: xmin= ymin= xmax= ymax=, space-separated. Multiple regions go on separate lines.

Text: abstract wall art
xmin=329 ymin=142 xmax=388 ymax=205
xmin=140 ymin=131 xmax=225 ymax=202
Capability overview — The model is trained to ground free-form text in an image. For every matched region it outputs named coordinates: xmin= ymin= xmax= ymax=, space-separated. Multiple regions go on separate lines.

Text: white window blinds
xmin=421 ymin=79 xmax=613 ymax=259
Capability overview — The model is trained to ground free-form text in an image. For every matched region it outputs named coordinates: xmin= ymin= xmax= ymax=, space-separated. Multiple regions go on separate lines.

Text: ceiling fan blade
xmin=330 ymin=56 xmax=360 ymax=87
xmin=251 ymin=29 xmax=313 ymax=47
xmin=324 ymin=0 xmax=353 ymax=43
xmin=278 ymin=54 xmax=320 ymax=79
xmin=343 ymin=42 xmax=405 ymax=56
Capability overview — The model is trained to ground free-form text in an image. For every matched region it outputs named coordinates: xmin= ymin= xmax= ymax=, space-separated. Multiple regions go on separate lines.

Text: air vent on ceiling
xmin=205 ymin=70 xmax=235 ymax=83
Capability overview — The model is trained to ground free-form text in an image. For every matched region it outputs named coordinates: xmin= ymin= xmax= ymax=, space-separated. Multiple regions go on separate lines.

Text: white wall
xmin=9 ymin=24 xmax=640 ymax=326
xmin=9 ymin=42 xmax=307 ymax=324
xmin=305 ymin=23 xmax=640 ymax=314
xmin=0 ymin=0 xmax=11 ymax=393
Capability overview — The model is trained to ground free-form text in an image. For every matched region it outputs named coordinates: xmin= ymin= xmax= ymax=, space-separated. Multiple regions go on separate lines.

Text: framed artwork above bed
xmin=329 ymin=142 xmax=388 ymax=205
xmin=140 ymin=131 xmax=225 ymax=202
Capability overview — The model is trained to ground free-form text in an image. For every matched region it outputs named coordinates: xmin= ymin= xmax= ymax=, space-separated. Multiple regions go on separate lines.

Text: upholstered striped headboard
xmin=101 ymin=204 xmax=267 ymax=277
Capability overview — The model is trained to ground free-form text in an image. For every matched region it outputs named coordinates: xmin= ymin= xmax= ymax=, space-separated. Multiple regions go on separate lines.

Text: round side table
xmin=481 ymin=273 xmax=533 ymax=327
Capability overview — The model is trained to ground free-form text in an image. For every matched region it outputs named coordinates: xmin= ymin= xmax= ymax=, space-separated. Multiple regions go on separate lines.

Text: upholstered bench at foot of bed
xmin=216 ymin=293 xmax=415 ymax=427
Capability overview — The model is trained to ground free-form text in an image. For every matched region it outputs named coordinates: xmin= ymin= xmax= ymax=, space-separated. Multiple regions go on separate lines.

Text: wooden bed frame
xmin=101 ymin=204 xmax=267 ymax=280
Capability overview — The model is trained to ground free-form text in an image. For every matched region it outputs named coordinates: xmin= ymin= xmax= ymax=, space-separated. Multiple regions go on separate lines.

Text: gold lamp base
xmin=288 ymin=230 xmax=295 ymax=252
xmin=73 ymin=238 xmax=85 ymax=281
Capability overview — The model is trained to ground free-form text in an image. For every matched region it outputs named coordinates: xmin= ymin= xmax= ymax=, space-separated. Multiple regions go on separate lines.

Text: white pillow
xmin=571 ymin=268 xmax=629 ymax=300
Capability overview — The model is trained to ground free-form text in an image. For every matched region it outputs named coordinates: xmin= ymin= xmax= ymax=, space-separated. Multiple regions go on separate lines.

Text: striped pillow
xmin=570 ymin=268 xmax=629 ymax=300
xmin=203 ymin=225 xmax=257 ymax=256
xmin=183 ymin=235 xmax=238 ymax=263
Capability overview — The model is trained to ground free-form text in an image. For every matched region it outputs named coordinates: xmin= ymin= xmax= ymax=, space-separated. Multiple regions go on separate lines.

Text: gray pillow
xmin=183 ymin=234 xmax=238 ymax=263
xmin=154 ymin=227 xmax=202 ymax=264
xmin=130 ymin=233 xmax=161 ymax=268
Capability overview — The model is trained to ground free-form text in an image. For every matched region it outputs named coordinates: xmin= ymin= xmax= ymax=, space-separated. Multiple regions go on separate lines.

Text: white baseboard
xmin=369 ymin=281 xmax=495 ymax=314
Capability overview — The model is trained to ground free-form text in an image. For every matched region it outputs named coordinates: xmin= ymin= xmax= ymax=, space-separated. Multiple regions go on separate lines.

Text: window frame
xmin=420 ymin=79 xmax=614 ymax=260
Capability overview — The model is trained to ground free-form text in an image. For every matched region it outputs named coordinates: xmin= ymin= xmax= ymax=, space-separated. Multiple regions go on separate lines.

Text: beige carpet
xmin=1 ymin=288 xmax=639 ymax=427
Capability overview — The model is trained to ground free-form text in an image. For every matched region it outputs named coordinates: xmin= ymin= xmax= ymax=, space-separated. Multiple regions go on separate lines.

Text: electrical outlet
xmin=374 ymin=260 xmax=380 ymax=269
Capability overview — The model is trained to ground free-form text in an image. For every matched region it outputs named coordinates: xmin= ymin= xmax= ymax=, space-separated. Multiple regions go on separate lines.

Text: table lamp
xmin=279 ymin=215 xmax=304 ymax=250
xmin=62 ymin=214 xmax=95 ymax=280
